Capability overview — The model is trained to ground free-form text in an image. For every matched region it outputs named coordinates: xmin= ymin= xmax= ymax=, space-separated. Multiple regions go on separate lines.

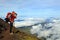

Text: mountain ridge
xmin=0 ymin=18 xmax=42 ymax=40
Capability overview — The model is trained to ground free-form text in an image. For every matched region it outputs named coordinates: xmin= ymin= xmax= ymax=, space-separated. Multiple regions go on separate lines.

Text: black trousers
xmin=10 ymin=22 xmax=13 ymax=33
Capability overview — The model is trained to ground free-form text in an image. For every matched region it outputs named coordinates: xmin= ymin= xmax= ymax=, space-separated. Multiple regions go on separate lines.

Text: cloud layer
xmin=14 ymin=18 xmax=45 ymax=27
xmin=14 ymin=18 xmax=60 ymax=40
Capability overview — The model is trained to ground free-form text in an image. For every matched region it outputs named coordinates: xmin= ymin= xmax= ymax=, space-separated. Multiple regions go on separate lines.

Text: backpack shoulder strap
xmin=8 ymin=13 xmax=11 ymax=18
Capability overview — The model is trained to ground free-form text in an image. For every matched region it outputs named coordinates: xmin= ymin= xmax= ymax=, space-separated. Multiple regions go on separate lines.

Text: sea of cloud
xmin=14 ymin=18 xmax=60 ymax=40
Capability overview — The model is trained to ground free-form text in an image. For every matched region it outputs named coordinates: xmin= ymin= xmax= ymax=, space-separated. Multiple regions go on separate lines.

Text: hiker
xmin=5 ymin=11 xmax=17 ymax=34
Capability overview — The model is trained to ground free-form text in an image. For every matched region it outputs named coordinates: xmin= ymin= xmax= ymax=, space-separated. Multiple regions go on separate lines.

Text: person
xmin=5 ymin=11 xmax=17 ymax=34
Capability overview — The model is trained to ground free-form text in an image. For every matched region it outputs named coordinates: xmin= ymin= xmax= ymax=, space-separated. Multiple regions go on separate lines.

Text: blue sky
xmin=0 ymin=0 xmax=60 ymax=18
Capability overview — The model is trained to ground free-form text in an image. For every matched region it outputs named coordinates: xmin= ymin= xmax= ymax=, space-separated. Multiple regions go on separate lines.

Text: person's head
xmin=12 ymin=11 xmax=17 ymax=17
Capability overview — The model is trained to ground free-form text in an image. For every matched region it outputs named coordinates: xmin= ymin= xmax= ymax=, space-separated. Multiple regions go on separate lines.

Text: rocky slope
xmin=0 ymin=18 xmax=42 ymax=40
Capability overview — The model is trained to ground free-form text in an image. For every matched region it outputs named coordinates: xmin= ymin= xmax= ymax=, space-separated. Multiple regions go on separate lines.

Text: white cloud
xmin=29 ymin=18 xmax=60 ymax=40
xmin=14 ymin=18 xmax=45 ymax=28
xmin=14 ymin=17 xmax=60 ymax=40
xmin=14 ymin=21 xmax=37 ymax=27
xmin=30 ymin=24 xmax=42 ymax=34
xmin=37 ymin=30 xmax=52 ymax=38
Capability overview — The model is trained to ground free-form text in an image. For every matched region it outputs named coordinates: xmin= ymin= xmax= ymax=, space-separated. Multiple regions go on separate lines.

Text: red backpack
xmin=6 ymin=12 xmax=11 ymax=19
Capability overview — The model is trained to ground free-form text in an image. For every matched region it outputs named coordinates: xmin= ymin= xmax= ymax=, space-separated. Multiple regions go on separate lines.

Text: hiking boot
xmin=10 ymin=32 xmax=13 ymax=35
